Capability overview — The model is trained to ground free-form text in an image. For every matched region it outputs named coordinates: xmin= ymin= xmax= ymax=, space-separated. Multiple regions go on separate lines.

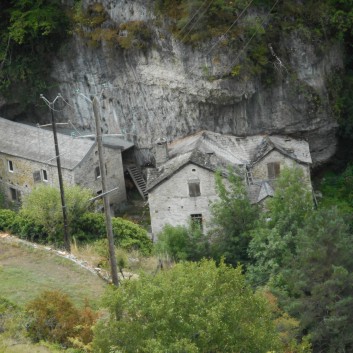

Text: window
xmin=95 ymin=166 xmax=101 ymax=179
xmin=267 ymin=162 xmax=280 ymax=179
xmin=42 ymin=169 xmax=48 ymax=182
xmin=33 ymin=171 xmax=41 ymax=183
xmin=8 ymin=160 xmax=13 ymax=172
xmin=191 ymin=214 xmax=203 ymax=230
xmin=10 ymin=187 xmax=19 ymax=201
xmin=188 ymin=180 xmax=200 ymax=197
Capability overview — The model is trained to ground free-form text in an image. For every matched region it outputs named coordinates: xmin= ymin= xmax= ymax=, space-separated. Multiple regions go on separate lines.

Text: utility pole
xmin=92 ymin=96 xmax=119 ymax=286
xmin=41 ymin=94 xmax=70 ymax=253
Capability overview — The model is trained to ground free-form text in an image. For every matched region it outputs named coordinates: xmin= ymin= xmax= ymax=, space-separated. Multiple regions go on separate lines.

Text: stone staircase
xmin=127 ymin=165 xmax=148 ymax=200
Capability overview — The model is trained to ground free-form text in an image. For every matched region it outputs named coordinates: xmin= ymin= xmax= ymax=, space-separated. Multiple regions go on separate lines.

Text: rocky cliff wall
xmin=7 ymin=0 xmax=345 ymax=166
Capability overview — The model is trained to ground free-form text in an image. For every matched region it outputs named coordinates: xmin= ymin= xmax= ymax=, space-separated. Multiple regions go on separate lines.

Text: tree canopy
xmin=93 ymin=259 xmax=309 ymax=353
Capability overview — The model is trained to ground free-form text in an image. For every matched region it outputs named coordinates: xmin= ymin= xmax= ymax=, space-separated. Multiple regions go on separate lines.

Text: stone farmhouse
xmin=146 ymin=131 xmax=312 ymax=236
xmin=0 ymin=117 xmax=130 ymax=210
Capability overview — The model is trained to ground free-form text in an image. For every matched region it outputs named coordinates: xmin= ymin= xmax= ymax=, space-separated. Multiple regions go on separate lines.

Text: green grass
xmin=0 ymin=239 xmax=106 ymax=308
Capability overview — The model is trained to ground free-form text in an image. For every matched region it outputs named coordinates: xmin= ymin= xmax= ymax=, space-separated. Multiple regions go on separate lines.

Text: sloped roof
xmin=0 ymin=117 xmax=95 ymax=170
xmin=147 ymin=130 xmax=311 ymax=191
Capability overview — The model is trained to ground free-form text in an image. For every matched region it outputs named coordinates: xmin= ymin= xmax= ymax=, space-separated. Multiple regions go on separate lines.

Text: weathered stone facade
xmin=251 ymin=150 xmax=311 ymax=184
xmin=149 ymin=164 xmax=219 ymax=236
xmin=0 ymin=118 xmax=127 ymax=210
xmin=147 ymin=131 xmax=312 ymax=236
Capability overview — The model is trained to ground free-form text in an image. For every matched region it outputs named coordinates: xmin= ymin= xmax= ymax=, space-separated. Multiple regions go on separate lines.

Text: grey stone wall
xmin=148 ymin=164 xmax=219 ymax=236
xmin=0 ymin=153 xmax=73 ymax=201
xmin=74 ymin=145 xmax=126 ymax=209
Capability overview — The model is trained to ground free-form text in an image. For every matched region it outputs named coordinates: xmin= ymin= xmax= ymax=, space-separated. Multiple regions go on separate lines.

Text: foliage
xmin=77 ymin=212 xmax=152 ymax=255
xmin=20 ymin=184 xmax=93 ymax=245
xmin=208 ymin=169 xmax=258 ymax=267
xmin=92 ymin=259 xmax=307 ymax=353
xmin=247 ymin=167 xmax=313 ymax=285
xmin=282 ymin=207 xmax=353 ymax=353
xmin=0 ymin=209 xmax=16 ymax=231
xmin=72 ymin=3 xmax=152 ymax=50
xmin=26 ymin=290 xmax=98 ymax=350
xmin=154 ymin=223 xmax=208 ymax=261
xmin=0 ymin=0 xmax=70 ymax=105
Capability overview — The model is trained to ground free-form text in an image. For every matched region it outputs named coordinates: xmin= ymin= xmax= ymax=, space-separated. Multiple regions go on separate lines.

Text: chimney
xmin=155 ymin=138 xmax=169 ymax=167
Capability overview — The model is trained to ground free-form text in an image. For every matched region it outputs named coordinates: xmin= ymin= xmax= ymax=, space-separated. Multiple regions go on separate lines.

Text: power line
xmin=180 ymin=0 xmax=215 ymax=43
xmin=178 ymin=0 xmax=210 ymax=35
xmin=221 ymin=0 xmax=280 ymax=78
xmin=187 ymin=0 xmax=255 ymax=74
xmin=203 ymin=0 xmax=255 ymax=58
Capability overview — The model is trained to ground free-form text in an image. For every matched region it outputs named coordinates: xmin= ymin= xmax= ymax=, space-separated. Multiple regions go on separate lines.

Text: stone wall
xmin=148 ymin=164 xmax=219 ymax=236
xmin=74 ymin=145 xmax=126 ymax=209
xmin=251 ymin=150 xmax=311 ymax=184
xmin=0 ymin=153 xmax=73 ymax=202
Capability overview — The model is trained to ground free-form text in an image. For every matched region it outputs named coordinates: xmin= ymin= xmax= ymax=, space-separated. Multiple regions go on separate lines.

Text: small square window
xmin=95 ymin=166 xmax=101 ymax=179
xmin=42 ymin=169 xmax=48 ymax=182
xmin=8 ymin=160 xmax=13 ymax=172
xmin=188 ymin=180 xmax=200 ymax=197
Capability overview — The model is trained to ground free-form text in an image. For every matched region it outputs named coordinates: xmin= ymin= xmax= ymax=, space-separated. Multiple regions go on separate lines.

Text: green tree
xmin=247 ymin=167 xmax=313 ymax=285
xmin=20 ymin=184 xmax=93 ymax=244
xmin=283 ymin=207 xmax=353 ymax=353
xmin=208 ymin=169 xmax=258 ymax=267
xmin=154 ymin=223 xmax=209 ymax=261
xmin=93 ymin=259 xmax=309 ymax=353
xmin=0 ymin=0 xmax=70 ymax=104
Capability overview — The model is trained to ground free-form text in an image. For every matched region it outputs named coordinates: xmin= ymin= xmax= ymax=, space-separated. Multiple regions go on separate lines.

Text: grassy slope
xmin=0 ymin=237 xmax=107 ymax=352
xmin=0 ymin=238 xmax=106 ymax=308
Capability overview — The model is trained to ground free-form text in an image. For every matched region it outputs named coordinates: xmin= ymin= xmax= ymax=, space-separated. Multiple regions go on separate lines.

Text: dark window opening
xmin=267 ymin=162 xmax=280 ymax=179
xmin=188 ymin=181 xmax=200 ymax=197
xmin=42 ymin=169 xmax=48 ymax=181
xmin=95 ymin=166 xmax=101 ymax=179
xmin=191 ymin=214 xmax=203 ymax=231
xmin=10 ymin=187 xmax=19 ymax=201
xmin=33 ymin=171 xmax=41 ymax=183
xmin=8 ymin=160 xmax=13 ymax=172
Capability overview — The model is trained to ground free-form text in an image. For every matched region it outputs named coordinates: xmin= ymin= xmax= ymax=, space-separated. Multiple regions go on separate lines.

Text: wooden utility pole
xmin=41 ymin=94 xmax=71 ymax=253
xmin=92 ymin=97 xmax=119 ymax=286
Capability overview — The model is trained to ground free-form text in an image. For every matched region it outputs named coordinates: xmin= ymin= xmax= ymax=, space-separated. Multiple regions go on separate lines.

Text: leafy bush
xmin=21 ymin=184 xmax=94 ymax=245
xmin=78 ymin=212 xmax=152 ymax=255
xmin=0 ymin=209 xmax=16 ymax=231
xmin=93 ymin=260 xmax=310 ymax=353
xmin=155 ymin=223 xmax=208 ymax=261
xmin=26 ymin=290 xmax=97 ymax=350
xmin=112 ymin=217 xmax=152 ymax=255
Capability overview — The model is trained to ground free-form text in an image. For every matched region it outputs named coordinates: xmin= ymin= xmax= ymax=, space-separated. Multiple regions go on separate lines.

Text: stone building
xmin=0 ymin=117 xmax=130 ymax=210
xmin=147 ymin=131 xmax=312 ymax=236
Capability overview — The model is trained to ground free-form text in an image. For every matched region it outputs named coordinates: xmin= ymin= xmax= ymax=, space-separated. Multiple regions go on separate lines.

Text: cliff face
xmin=5 ymin=0 xmax=344 ymax=165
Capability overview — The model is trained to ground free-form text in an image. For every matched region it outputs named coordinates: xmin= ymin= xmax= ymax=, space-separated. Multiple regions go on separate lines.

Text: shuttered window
xmin=267 ymin=162 xmax=280 ymax=179
xmin=33 ymin=171 xmax=41 ymax=183
xmin=188 ymin=181 xmax=201 ymax=197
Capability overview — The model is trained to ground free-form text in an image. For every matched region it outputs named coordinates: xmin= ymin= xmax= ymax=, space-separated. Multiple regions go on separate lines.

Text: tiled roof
xmin=0 ymin=117 xmax=95 ymax=170
xmin=147 ymin=130 xmax=311 ymax=190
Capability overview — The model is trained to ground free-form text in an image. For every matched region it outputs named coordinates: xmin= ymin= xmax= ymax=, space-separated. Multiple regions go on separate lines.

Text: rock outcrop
xmin=3 ymin=0 xmax=344 ymax=166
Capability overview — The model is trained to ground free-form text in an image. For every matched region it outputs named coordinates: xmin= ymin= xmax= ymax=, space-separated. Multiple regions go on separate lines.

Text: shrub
xmin=10 ymin=212 xmax=47 ymax=243
xmin=26 ymin=290 xmax=97 ymax=349
xmin=155 ymin=223 xmax=208 ymax=261
xmin=78 ymin=212 xmax=152 ymax=255
xmin=0 ymin=209 xmax=16 ymax=231
xmin=93 ymin=260 xmax=310 ymax=353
